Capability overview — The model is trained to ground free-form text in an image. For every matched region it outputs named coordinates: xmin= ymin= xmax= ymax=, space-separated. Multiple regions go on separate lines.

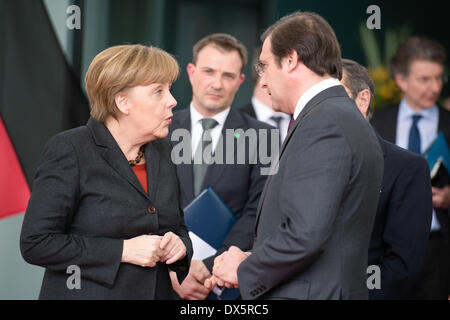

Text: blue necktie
xmin=408 ymin=114 xmax=422 ymax=154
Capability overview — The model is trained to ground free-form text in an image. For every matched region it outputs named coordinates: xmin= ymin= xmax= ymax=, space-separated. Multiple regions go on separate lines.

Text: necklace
xmin=128 ymin=145 xmax=145 ymax=166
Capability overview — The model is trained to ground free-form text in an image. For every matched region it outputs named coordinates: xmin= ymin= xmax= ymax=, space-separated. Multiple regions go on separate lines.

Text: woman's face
xmin=124 ymin=82 xmax=177 ymax=140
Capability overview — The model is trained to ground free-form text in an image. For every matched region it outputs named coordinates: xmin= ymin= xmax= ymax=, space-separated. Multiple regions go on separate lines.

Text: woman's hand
xmin=121 ymin=235 xmax=164 ymax=267
xmin=159 ymin=232 xmax=186 ymax=264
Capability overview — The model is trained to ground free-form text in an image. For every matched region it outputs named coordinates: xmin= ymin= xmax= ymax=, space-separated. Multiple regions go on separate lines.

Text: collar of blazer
xmin=255 ymin=85 xmax=349 ymax=227
xmin=86 ymin=117 xmax=159 ymax=201
xmin=279 ymin=85 xmax=348 ymax=158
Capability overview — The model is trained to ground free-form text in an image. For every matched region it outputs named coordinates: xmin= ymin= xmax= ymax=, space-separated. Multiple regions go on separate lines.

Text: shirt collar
xmin=251 ymin=96 xmax=290 ymax=122
xmin=398 ymin=97 xmax=438 ymax=121
xmin=293 ymin=78 xmax=341 ymax=120
xmin=190 ymin=102 xmax=230 ymax=128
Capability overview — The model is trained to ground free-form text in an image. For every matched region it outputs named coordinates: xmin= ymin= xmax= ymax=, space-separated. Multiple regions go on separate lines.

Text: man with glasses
xmin=371 ymin=36 xmax=450 ymax=299
xmin=241 ymin=46 xmax=291 ymax=143
xmin=206 ymin=12 xmax=384 ymax=300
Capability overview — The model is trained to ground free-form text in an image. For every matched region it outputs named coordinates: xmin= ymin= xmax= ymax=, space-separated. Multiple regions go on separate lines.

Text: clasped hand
xmin=122 ymin=232 xmax=186 ymax=267
xmin=204 ymin=246 xmax=250 ymax=290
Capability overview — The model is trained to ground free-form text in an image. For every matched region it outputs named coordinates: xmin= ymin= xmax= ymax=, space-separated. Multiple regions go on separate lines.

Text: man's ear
xmin=285 ymin=50 xmax=299 ymax=72
xmin=395 ymin=73 xmax=408 ymax=92
xmin=114 ymin=93 xmax=130 ymax=115
xmin=355 ymin=89 xmax=371 ymax=118
xmin=238 ymin=73 xmax=245 ymax=86
xmin=186 ymin=63 xmax=196 ymax=85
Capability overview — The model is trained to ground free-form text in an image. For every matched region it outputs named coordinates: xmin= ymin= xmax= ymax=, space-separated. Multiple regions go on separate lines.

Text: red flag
xmin=0 ymin=116 xmax=30 ymax=219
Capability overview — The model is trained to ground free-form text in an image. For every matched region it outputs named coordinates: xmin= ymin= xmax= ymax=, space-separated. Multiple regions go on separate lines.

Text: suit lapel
xmin=145 ymin=140 xmax=160 ymax=203
xmin=202 ymin=109 xmax=246 ymax=191
xmin=170 ymin=109 xmax=195 ymax=202
xmin=87 ymin=118 xmax=149 ymax=199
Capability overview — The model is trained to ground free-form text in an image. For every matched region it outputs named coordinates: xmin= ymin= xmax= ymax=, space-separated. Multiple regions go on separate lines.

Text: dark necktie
xmin=270 ymin=115 xmax=283 ymax=143
xmin=287 ymin=116 xmax=295 ymax=132
xmin=193 ymin=118 xmax=218 ymax=196
xmin=408 ymin=114 xmax=422 ymax=154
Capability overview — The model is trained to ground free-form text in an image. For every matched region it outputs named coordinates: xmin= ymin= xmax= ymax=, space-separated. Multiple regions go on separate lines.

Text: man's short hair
xmin=390 ymin=36 xmax=446 ymax=77
xmin=192 ymin=33 xmax=248 ymax=73
xmin=342 ymin=59 xmax=375 ymax=120
xmin=261 ymin=11 xmax=342 ymax=80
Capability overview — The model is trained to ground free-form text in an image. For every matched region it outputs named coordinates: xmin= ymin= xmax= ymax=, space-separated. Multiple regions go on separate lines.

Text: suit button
xmin=147 ymin=206 xmax=156 ymax=214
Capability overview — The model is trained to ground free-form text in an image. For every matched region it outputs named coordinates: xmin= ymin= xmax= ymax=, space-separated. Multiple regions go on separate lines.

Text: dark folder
xmin=184 ymin=187 xmax=236 ymax=250
xmin=184 ymin=187 xmax=240 ymax=300
xmin=425 ymin=132 xmax=450 ymax=187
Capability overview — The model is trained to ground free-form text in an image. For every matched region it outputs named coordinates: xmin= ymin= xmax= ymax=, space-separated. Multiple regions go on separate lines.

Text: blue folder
xmin=183 ymin=187 xmax=240 ymax=300
xmin=184 ymin=187 xmax=236 ymax=250
xmin=425 ymin=132 xmax=450 ymax=187
xmin=425 ymin=132 xmax=450 ymax=170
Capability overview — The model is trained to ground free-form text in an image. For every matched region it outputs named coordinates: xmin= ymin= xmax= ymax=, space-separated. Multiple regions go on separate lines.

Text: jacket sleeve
xmin=168 ymin=147 xmax=193 ymax=283
xmin=20 ymin=134 xmax=123 ymax=288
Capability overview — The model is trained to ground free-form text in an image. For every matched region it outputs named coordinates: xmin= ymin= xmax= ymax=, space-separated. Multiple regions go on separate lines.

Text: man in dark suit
xmin=341 ymin=58 xmax=433 ymax=299
xmin=168 ymin=33 xmax=274 ymax=300
xmin=371 ymin=36 xmax=450 ymax=299
xmin=240 ymin=46 xmax=291 ymax=143
xmin=207 ymin=12 xmax=384 ymax=300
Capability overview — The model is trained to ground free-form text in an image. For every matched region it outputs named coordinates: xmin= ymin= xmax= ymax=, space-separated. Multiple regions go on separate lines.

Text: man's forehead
xmin=196 ymin=45 xmax=242 ymax=72
xmin=260 ymin=38 xmax=272 ymax=60
xmin=408 ymin=59 xmax=444 ymax=75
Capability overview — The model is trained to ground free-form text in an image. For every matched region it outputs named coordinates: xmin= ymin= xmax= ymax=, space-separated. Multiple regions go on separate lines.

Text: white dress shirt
xmin=251 ymin=96 xmax=291 ymax=142
xmin=293 ymin=78 xmax=341 ymax=120
xmin=395 ymin=98 xmax=441 ymax=231
xmin=395 ymin=98 xmax=439 ymax=154
xmin=190 ymin=102 xmax=230 ymax=157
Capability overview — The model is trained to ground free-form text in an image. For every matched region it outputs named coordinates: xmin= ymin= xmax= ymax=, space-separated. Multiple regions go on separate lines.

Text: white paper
xmin=189 ymin=231 xmax=217 ymax=260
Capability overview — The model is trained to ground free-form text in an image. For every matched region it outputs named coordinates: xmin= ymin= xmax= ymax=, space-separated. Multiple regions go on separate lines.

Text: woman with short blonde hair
xmin=21 ymin=44 xmax=192 ymax=300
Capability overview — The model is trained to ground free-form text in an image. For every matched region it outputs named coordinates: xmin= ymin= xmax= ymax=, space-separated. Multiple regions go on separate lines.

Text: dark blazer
xmin=20 ymin=117 xmax=193 ymax=300
xmin=168 ymin=107 xmax=274 ymax=270
xmin=240 ymin=103 xmax=256 ymax=118
xmin=237 ymin=85 xmax=384 ymax=300
xmin=368 ymin=134 xmax=433 ymax=299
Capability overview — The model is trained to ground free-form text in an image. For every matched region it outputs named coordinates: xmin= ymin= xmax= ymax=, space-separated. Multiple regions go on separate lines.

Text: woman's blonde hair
xmin=85 ymin=44 xmax=179 ymax=123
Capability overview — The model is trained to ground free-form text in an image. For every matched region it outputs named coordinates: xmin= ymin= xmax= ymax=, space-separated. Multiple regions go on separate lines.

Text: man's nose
xmin=211 ymin=75 xmax=223 ymax=90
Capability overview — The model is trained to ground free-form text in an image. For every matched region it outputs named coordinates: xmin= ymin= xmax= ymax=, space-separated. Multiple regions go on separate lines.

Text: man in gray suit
xmin=205 ymin=11 xmax=384 ymax=300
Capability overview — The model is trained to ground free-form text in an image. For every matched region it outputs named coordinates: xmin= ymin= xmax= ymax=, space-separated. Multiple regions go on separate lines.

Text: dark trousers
xmin=410 ymin=231 xmax=450 ymax=300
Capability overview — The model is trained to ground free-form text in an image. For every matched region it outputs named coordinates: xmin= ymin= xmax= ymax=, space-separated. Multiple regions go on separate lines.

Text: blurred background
xmin=0 ymin=0 xmax=448 ymax=299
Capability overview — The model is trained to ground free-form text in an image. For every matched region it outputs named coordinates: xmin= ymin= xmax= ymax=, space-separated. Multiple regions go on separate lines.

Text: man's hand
xmin=204 ymin=246 xmax=250 ymax=289
xmin=170 ymin=260 xmax=212 ymax=300
xmin=432 ymin=185 xmax=450 ymax=209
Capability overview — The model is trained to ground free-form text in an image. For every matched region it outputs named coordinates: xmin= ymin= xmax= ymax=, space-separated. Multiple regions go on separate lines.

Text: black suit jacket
xmin=20 ymin=118 xmax=193 ymax=300
xmin=240 ymin=102 xmax=256 ymax=118
xmin=168 ymin=107 xmax=274 ymax=270
xmin=371 ymin=105 xmax=450 ymax=244
xmin=368 ymin=134 xmax=432 ymax=299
